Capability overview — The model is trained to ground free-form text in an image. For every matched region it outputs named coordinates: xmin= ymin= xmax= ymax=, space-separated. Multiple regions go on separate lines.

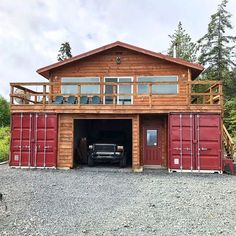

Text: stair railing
xmin=223 ymin=125 xmax=235 ymax=159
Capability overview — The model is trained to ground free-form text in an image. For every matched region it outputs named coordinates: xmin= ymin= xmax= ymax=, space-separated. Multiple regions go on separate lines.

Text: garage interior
xmin=74 ymin=119 xmax=132 ymax=167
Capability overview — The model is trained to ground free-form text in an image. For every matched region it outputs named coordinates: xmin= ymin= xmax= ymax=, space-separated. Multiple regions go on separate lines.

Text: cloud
xmin=0 ymin=0 xmax=235 ymax=99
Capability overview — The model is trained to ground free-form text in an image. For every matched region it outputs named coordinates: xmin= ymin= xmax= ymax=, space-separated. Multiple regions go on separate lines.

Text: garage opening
xmin=74 ymin=119 xmax=132 ymax=167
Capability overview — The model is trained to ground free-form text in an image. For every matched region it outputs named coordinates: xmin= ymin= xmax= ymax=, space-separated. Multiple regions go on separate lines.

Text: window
xmin=138 ymin=76 xmax=178 ymax=94
xmin=104 ymin=77 xmax=133 ymax=104
xmin=147 ymin=129 xmax=157 ymax=146
xmin=61 ymin=77 xmax=100 ymax=94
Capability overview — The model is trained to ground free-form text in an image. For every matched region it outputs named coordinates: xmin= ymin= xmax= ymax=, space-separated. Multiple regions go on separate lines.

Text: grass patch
xmin=0 ymin=126 xmax=10 ymax=162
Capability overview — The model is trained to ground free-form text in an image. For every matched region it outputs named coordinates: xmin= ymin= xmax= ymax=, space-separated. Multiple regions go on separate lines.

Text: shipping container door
xmin=10 ymin=113 xmax=57 ymax=168
xmin=34 ymin=114 xmax=57 ymax=167
xmin=10 ymin=113 xmax=34 ymax=167
xmin=169 ymin=114 xmax=194 ymax=170
xmin=195 ymin=114 xmax=222 ymax=171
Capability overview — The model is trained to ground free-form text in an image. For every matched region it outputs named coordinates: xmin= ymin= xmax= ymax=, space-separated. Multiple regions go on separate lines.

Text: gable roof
xmin=37 ymin=41 xmax=204 ymax=79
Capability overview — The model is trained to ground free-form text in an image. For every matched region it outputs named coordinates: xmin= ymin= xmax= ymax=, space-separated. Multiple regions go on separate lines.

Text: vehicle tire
xmin=88 ymin=155 xmax=95 ymax=167
xmin=119 ymin=156 xmax=126 ymax=168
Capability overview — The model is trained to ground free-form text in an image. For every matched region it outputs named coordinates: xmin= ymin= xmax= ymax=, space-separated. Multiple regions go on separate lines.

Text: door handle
xmin=199 ymin=147 xmax=208 ymax=151
xmin=174 ymin=148 xmax=181 ymax=150
xmin=183 ymin=147 xmax=191 ymax=151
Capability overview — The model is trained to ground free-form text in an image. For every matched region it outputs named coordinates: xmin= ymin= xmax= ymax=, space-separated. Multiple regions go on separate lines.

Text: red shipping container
xmin=168 ymin=113 xmax=222 ymax=173
xmin=10 ymin=113 xmax=58 ymax=168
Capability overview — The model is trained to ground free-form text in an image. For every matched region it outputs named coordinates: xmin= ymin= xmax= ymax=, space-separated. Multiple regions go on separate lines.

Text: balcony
xmin=10 ymin=80 xmax=223 ymax=114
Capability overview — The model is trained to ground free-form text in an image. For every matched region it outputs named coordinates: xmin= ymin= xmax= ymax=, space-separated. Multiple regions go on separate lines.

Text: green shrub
xmin=0 ymin=126 xmax=10 ymax=162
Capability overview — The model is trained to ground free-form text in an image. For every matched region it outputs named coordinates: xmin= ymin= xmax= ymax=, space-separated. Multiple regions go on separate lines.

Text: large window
xmin=138 ymin=76 xmax=178 ymax=94
xmin=61 ymin=77 xmax=100 ymax=94
xmin=104 ymin=77 xmax=133 ymax=104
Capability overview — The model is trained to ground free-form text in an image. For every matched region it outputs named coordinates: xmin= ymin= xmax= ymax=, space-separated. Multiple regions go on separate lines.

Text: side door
xmin=142 ymin=126 xmax=161 ymax=165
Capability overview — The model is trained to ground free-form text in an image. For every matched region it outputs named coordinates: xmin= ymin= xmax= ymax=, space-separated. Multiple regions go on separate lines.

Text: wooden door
xmin=142 ymin=126 xmax=161 ymax=165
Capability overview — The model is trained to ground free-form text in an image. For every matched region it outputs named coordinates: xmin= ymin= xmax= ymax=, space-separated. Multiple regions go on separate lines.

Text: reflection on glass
xmin=138 ymin=76 xmax=178 ymax=94
xmin=61 ymin=77 xmax=100 ymax=95
xmin=147 ymin=129 xmax=157 ymax=146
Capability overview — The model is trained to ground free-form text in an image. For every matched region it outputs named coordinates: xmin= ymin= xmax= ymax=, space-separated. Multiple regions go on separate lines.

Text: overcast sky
xmin=1 ymin=0 xmax=236 ymax=99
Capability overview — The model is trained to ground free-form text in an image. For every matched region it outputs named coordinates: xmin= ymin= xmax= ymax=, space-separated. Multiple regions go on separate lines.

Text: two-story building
xmin=9 ymin=41 xmax=234 ymax=173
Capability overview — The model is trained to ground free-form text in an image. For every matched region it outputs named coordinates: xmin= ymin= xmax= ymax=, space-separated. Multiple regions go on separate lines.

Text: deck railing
xmin=10 ymin=80 xmax=223 ymax=107
xmin=223 ymin=125 xmax=235 ymax=159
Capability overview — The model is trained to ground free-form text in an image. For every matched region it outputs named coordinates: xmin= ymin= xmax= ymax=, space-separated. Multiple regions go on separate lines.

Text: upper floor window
xmin=104 ymin=77 xmax=133 ymax=105
xmin=61 ymin=77 xmax=100 ymax=94
xmin=137 ymin=76 xmax=178 ymax=94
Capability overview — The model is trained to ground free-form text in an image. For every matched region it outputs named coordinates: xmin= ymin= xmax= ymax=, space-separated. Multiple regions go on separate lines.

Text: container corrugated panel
xmin=10 ymin=113 xmax=57 ymax=168
xmin=169 ymin=113 xmax=222 ymax=172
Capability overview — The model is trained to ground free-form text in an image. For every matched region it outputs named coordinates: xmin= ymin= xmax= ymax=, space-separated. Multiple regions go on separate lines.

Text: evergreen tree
xmin=57 ymin=42 xmax=72 ymax=61
xmin=197 ymin=0 xmax=236 ymax=80
xmin=224 ymin=97 xmax=236 ymax=138
xmin=168 ymin=21 xmax=197 ymax=62
xmin=0 ymin=96 xmax=10 ymax=126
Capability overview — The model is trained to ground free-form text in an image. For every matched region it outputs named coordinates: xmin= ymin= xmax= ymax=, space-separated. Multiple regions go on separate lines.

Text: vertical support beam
xmin=132 ymin=115 xmax=142 ymax=172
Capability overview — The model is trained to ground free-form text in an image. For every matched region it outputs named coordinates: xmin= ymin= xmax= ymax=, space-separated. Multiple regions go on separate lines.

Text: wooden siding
xmin=50 ymin=47 xmax=189 ymax=107
xmin=57 ymin=113 xmax=141 ymax=169
xmin=57 ymin=114 xmax=73 ymax=168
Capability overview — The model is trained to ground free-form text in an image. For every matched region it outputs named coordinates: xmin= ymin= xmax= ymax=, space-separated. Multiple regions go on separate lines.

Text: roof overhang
xmin=36 ymin=41 xmax=204 ymax=79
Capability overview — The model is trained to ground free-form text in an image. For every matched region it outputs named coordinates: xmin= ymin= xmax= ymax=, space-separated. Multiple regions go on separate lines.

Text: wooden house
xmin=9 ymin=41 xmax=234 ymax=173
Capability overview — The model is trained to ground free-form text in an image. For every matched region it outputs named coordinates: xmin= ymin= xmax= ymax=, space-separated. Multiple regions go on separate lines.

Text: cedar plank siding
xmin=50 ymin=47 xmax=188 ymax=107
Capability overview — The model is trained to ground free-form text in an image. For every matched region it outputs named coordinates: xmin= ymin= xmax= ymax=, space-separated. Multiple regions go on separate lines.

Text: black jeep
xmin=87 ymin=131 xmax=127 ymax=167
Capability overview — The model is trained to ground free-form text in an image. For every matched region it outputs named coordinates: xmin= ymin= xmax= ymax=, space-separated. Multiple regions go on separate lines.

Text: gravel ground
xmin=0 ymin=164 xmax=236 ymax=236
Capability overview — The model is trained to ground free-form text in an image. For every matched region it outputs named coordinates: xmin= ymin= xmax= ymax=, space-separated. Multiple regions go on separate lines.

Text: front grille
xmin=93 ymin=144 xmax=116 ymax=153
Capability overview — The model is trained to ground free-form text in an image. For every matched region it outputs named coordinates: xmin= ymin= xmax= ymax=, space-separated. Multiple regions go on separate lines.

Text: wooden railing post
xmin=77 ymin=84 xmax=81 ymax=105
xmin=43 ymin=85 xmax=46 ymax=106
xmin=219 ymin=82 xmax=223 ymax=107
xmin=10 ymin=85 xmax=14 ymax=105
xmin=149 ymin=83 xmax=152 ymax=107
xmin=113 ymin=84 xmax=116 ymax=105
xmin=210 ymin=86 xmax=213 ymax=104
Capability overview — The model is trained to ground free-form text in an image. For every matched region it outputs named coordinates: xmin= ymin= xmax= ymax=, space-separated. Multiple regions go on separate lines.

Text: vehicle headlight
xmin=117 ymin=146 xmax=124 ymax=151
xmin=89 ymin=145 xmax=93 ymax=149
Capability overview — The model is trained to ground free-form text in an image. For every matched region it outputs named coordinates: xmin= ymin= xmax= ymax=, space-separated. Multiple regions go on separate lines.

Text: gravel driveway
xmin=0 ymin=164 xmax=236 ymax=236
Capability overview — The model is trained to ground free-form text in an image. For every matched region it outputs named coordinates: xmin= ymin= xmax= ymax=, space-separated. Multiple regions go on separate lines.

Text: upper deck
xmin=10 ymin=80 xmax=223 ymax=114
